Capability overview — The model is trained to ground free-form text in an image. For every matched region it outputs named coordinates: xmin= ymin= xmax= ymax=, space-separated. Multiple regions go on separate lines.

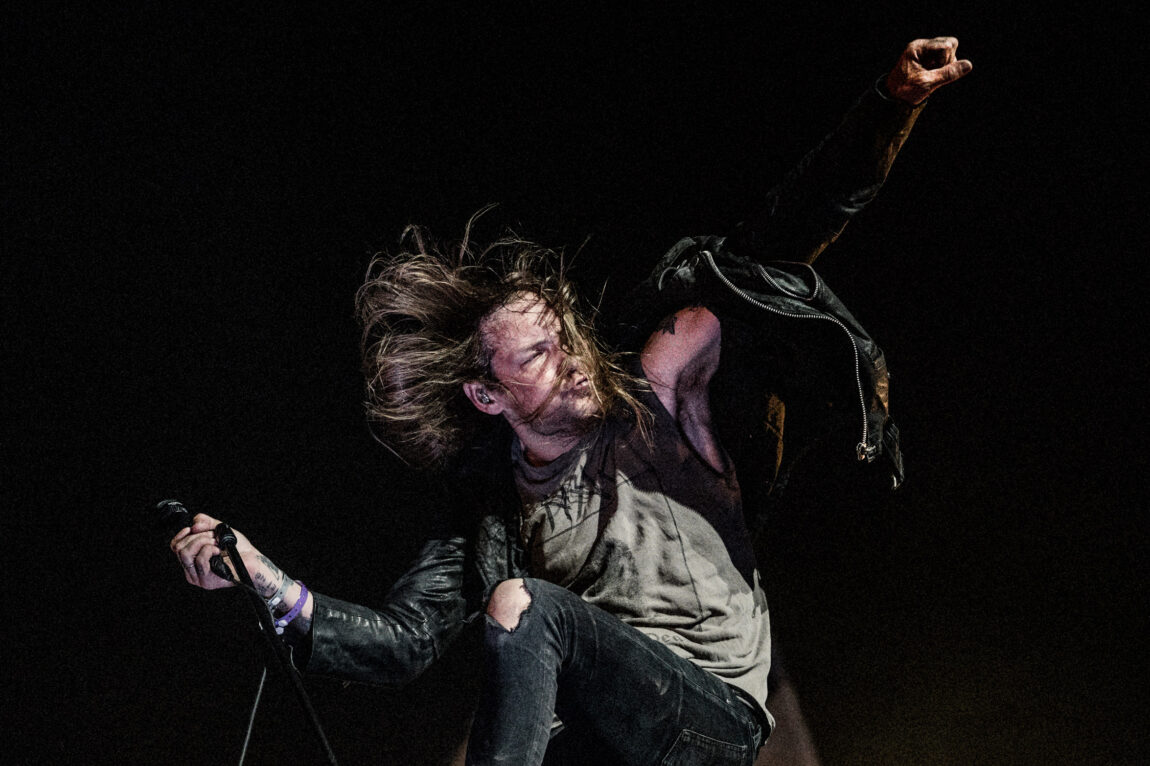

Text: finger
xmin=917 ymin=38 xmax=960 ymax=69
xmin=925 ymin=58 xmax=974 ymax=89
xmin=928 ymin=36 xmax=960 ymax=48
xmin=177 ymin=540 xmax=212 ymax=584
xmin=904 ymin=36 xmax=948 ymax=56
xmin=190 ymin=513 xmax=219 ymax=533
xmin=169 ymin=514 xmax=218 ymax=552
xmin=182 ymin=556 xmax=202 ymax=585
xmin=172 ymin=528 xmax=215 ymax=557
xmin=173 ymin=531 xmax=217 ymax=580
xmin=193 ymin=542 xmax=223 ymax=581
xmin=169 ymin=525 xmax=193 ymax=551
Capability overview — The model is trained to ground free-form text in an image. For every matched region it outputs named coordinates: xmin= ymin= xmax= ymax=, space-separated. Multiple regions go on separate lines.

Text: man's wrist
xmin=874 ymin=73 xmax=896 ymax=101
xmin=265 ymin=573 xmax=293 ymax=609
xmin=271 ymin=581 xmax=304 ymax=618
xmin=872 ymin=73 xmax=929 ymax=116
xmin=273 ymin=581 xmax=314 ymax=640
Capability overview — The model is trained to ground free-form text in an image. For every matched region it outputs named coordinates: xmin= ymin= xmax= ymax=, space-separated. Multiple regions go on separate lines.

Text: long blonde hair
xmin=356 ymin=216 xmax=645 ymax=468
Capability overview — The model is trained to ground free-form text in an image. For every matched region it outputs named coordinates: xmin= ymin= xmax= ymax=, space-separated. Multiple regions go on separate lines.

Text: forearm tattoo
xmin=251 ymin=554 xmax=312 ymax=639
xmin=253 ymin=554 xmax=288 ymax=599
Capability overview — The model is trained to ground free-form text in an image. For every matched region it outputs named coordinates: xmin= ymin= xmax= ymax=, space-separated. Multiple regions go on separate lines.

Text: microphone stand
xmin=216 ymin=522 xmax=340 ymax=766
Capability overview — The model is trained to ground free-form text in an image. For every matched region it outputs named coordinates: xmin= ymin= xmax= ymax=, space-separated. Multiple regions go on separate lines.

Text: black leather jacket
xmin=304 ymin=81 xmax=924 ymax=686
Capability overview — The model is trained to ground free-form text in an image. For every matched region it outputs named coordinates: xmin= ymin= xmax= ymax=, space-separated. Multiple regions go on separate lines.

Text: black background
xmin=6 ymin=3 xmax=1146 ymax=764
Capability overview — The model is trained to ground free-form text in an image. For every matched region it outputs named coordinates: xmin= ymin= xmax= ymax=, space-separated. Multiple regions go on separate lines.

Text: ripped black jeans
xmin=465 ymin=578 xmax=766 ymax=766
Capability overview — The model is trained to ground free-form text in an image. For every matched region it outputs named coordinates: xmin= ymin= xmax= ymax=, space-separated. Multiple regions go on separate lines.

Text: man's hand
xmin=170 ymin=513 xmax=275 ymax=595
xmin=886 ymin=37 xmax=972 ymax=105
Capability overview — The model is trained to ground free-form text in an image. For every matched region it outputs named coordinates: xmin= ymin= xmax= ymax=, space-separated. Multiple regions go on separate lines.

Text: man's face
xmin=481 ymin=294 xmax=601 ymax=439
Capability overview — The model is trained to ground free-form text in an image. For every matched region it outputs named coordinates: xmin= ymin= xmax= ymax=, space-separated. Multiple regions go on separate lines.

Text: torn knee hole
xmin=487 ymin=578 xmax=531 ymax=631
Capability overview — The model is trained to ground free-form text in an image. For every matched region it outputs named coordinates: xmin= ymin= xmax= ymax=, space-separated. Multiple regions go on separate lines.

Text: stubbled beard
xmin=524 ymin=382 xmax=603 ymax=438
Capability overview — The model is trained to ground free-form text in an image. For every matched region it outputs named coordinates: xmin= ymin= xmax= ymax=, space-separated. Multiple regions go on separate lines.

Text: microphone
xmin=155 ymin=499 xmax=235 ymax=582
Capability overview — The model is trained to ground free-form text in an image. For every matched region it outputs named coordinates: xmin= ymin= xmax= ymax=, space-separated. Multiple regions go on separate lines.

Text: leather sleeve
xmin=303 ymin=535 xmax=472 ymax=686
xmin=726 ymin=80 xmax=926 ymax=265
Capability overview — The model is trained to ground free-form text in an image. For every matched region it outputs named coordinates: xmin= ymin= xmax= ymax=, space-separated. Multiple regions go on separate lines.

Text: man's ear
xmin=463 ymin=381 xmax=503 ymax=415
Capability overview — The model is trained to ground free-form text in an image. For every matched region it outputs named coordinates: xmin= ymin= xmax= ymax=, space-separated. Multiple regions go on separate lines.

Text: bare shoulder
xmin=640 ymin=306 xmax=721 ymax=418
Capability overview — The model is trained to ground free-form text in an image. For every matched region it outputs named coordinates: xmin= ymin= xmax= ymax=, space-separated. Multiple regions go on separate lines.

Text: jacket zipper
xmin=701 ymin=250 xmax=874 ymax=461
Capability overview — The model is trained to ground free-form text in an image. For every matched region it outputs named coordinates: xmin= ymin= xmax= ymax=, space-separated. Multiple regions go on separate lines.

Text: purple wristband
xmin=274 ymin=582 xmax=308 ymax=635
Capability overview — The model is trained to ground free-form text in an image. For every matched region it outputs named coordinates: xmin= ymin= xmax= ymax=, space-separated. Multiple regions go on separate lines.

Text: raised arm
xmin=727 ymin=37 xmax=972 ymax=265
xmin=640 ymin=305 xmax=728 ymax=473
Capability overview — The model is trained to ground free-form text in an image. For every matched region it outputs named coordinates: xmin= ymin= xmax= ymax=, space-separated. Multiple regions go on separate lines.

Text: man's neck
xmin=517 ymin=431 xmax=581 ymax=467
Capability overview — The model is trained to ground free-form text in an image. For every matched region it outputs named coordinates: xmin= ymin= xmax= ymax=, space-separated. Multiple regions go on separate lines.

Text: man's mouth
xmin=567 ymin=375 xmax=591 ymax=397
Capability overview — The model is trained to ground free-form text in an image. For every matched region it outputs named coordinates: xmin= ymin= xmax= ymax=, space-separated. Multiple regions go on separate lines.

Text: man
xmin=172 ymin=38 xmax=970 ymax=765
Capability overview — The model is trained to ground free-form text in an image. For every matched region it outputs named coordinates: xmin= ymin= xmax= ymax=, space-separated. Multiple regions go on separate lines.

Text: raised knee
xmin=486 ymin=578 xmax=531 ymax=631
